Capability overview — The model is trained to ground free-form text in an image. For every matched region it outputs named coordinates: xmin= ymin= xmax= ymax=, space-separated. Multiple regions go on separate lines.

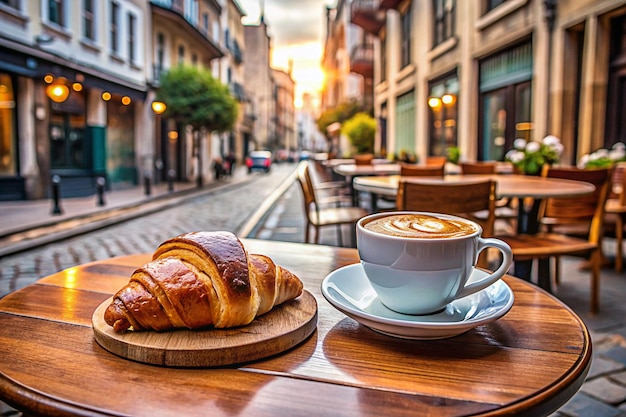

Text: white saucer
xmin=321 ymin=263 xmax=514 ymax=340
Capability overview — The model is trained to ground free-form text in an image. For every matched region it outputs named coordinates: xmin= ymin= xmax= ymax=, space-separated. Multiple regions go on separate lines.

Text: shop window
xmin=395 ymin=90 xmax=416 ymax=157
xmin=428 ymin=72 xmax=458 ymax=157
xmin=433 ymin=0 xmax=455 ymax=47
xmin=478 ymin=42 xmax=533 ymax=161
xmin=0 ymin=73 xmax=16 ymax=175
xmin=49 ymin=92 xmax=87 ymax=169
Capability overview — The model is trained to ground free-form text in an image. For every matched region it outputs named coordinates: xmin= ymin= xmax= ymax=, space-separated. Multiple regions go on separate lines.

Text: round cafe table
xmin=352 ymin=174 xmax=596 ymax=282
xmin=0 ymin=239 xmax=591 ymax=417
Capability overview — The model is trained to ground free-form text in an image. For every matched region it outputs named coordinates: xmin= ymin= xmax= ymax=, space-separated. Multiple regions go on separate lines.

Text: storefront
xmin=428 ymin=71 xmax=459 ymax=157
xmin=478 ymin=41 xmax=533 ymax=161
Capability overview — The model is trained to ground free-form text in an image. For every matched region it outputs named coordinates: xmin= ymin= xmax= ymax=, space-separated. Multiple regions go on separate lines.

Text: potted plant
xmin=341 ymin=112 xmax=376 ymax=164
xmin=505 ymin=135 xmax=563 ymax=175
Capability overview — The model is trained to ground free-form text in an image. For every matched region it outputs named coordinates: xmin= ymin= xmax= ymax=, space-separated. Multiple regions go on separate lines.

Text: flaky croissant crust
xmin=104 ymin=231 xmax=303 ymax=332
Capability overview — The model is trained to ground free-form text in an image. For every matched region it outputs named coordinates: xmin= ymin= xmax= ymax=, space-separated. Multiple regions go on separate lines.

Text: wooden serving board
xmin=92 ymin=290 xmax=317 ymax=367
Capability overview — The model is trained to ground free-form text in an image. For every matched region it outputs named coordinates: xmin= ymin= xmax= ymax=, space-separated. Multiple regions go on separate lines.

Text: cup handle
xmin=456 ymin=237 xmax=513 ymax=299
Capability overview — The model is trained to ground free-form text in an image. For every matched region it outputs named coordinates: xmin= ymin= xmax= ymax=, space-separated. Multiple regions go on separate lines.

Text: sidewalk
xmin=0 ymin=167 xmax=253 ymax=257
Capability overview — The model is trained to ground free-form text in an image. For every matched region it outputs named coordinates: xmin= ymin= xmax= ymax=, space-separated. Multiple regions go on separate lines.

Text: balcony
xmin=150 ymin=0 xmax=223 ymax=60
xmin=379 ymin=0 xmax=403 ymax=10
xmin=350 ymin=43 xmax=374 ymax=78
xmin=350 ymin=0 xmax=386 ymax=35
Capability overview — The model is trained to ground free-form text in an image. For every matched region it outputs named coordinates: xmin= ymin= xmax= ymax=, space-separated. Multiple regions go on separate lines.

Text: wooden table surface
xmin=0 ymin=239 xmax=591 ymax=417
xmin=352 ymin=174 xmax=596 ymax=199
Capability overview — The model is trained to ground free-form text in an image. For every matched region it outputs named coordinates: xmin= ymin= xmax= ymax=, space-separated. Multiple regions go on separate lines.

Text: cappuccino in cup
xmin=363 ymin=213 xmax=478 ymax=239
xmin=357 ymin=211 xmax=512 ymax=315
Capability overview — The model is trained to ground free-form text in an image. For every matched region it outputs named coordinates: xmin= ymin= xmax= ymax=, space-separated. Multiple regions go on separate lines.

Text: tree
xmin=341 ymin=112 xmax=376 ymax=155
xmin=316 ymin=98 xmax=366 ymax=137
xmin=156 ymin=65 xmax=238 ymax=186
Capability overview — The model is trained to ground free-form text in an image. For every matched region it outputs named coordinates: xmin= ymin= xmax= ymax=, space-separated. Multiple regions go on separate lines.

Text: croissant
xmin=104 ymin=231 xmax=303 ymax=333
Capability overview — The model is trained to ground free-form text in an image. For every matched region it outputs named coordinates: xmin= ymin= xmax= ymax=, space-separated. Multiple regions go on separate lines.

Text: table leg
xmin=514 ymin=198 xmax=542 ymax=281
xmin=370 ymin=193 xmax=378 ymax=212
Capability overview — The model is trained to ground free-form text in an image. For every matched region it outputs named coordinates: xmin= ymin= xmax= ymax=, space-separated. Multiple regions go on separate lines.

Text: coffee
xmin=363 ymin=213 xmax=477 ymax=239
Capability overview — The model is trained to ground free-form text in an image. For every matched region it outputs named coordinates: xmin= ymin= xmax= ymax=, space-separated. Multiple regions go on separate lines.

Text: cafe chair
xmin=460 ymin=161 xmax=517 ymax=231
xmin=603 ymin=162 xmax=626 ymax=272
xmin=309 ymin=159 xmax=351 ymax=202
xmin=460 ymin=161 xmax=497 ymax=175
xmin=374 ymin=163 xmax=446 ymax=211
xmin=494 ymin=166 xmax=612 ymax=314
xmin=425 ymin=156 xmax=447 ymax=166
xmin=396 ymin=178 xmax=497 ymax=269
xmin=296 ymin=161 xmax=368 ymax=247
xmin=399 ymin=163 xmax=445 ymax=177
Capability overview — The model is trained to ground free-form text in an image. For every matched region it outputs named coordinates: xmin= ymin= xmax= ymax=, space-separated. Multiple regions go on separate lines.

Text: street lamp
xmin=151 ymin=101 xmax=167 ymax=183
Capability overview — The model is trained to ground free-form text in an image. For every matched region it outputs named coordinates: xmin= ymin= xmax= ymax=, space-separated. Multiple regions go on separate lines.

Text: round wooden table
xmin=0 ymin=239 xmax=591 ymax=416
xmin=353 ymin=174 xmax=596 ymax=281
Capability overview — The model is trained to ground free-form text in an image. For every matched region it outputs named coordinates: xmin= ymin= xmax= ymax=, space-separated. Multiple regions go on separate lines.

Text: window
xmin=156 ymin=33 xmax=165 ymax=72
xmin=428 ymin=72 xmax=459 ymax=157
xmin=127 ymin=12 xmax=136 ymax=63
xmin=485 ymin=0 xmax=508 ymax=13
xmin=433 ymin=0 xmax=455 ymax=47
xmin=202 ymin=12 xmax=208 ymax=35
xmin=48 ymin=0 xmax=65 ymax=27
xmin=0 ymin=0 xmax=20 ymax=10
xmin=478 ymin=43 xmax=533 ymax=161
xmin=110 ymin=1 xmax=119 ymax=55
xmin=178 ymin=45 xmax=185 ymax=64
xmin=82 ymin=0 xmax=95 ymax=41
xmin=380 ymin=33 xmax=387 ymax=82
xmin=0 ymin=73 xmax=16 ymax=175
xmin=400 ymin=6 xmax=411 ymax=68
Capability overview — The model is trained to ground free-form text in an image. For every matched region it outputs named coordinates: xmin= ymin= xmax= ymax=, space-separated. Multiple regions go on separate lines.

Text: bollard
xmin=51 ymin=175 xmax=63 ymax=215
xmin=167 ymin=169 xmax=176 ymax=193
xmin=144 ymin=170 xmax=152 ymax=196
xmin=96 ymin=177 xmax=106 ymax=206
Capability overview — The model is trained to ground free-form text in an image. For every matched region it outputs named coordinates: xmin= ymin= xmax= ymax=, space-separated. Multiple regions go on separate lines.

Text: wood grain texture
xmin=0 ymin=239 xmax=591 ymax=417
xmin=91 ymin=291 xmax=317 ymax=367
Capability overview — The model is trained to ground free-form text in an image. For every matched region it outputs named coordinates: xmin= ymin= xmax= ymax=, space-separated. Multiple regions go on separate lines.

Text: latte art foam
xmin=363 ymin=214 xmax=477 ymax=238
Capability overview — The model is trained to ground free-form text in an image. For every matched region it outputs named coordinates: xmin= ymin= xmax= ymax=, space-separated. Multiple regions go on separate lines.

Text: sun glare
xmin=272 ymin=42 xmax=325 ymax=109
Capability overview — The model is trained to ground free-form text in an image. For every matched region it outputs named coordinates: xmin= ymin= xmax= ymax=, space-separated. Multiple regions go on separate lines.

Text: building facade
xmin=272 ymin=67 xmax=296 ymax=153
xmin=243 ymin=16 xmax=275 ymax=151
xmin=345 ymin=0 xmax=626 ymax=165
xmin=0 ymin=0 xmax=281 ymax=201
xmin=0 ymin=0 xmax=151 ymax=200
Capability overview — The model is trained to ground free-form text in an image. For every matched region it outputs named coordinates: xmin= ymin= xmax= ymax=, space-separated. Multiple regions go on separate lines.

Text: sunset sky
xmin=238 ymin=0 xmax=337 ymax=108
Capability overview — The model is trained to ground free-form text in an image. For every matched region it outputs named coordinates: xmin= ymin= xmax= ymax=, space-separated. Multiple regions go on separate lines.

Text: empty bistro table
xmin=0 ymin=239 xmax=590 ymax=416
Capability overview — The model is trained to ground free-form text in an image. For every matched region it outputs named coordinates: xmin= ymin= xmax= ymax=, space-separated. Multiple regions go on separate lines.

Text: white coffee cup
xmin=356 ymin=211 xmax=513 ymax=315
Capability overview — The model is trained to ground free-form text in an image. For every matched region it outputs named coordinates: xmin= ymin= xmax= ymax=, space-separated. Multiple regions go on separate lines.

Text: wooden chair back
xmin=296 ymin=161 xmax=318 ymax=220
xmin=425 ymin=156 xmax=447 ymax=166
xmin=460 ymin=161 xmax=497 ymax=175
xmin=540 ymin=166 xmax=612 ymax=244
xmin=399 ymin=163 xmax=445 ymax=177
xmin=396 ymin=179 xmax=497 ymax=237
xmin=354 ymin=154 xmax=374 ymax=166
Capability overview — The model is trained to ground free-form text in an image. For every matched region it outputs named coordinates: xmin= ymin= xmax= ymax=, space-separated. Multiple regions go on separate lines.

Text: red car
xmin=246 ymin=151 xmax=272 ymax=173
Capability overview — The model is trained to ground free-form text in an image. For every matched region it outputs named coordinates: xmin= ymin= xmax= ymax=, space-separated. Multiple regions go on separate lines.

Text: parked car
xmin=246 ymin=151 xmax=272 ymax=173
